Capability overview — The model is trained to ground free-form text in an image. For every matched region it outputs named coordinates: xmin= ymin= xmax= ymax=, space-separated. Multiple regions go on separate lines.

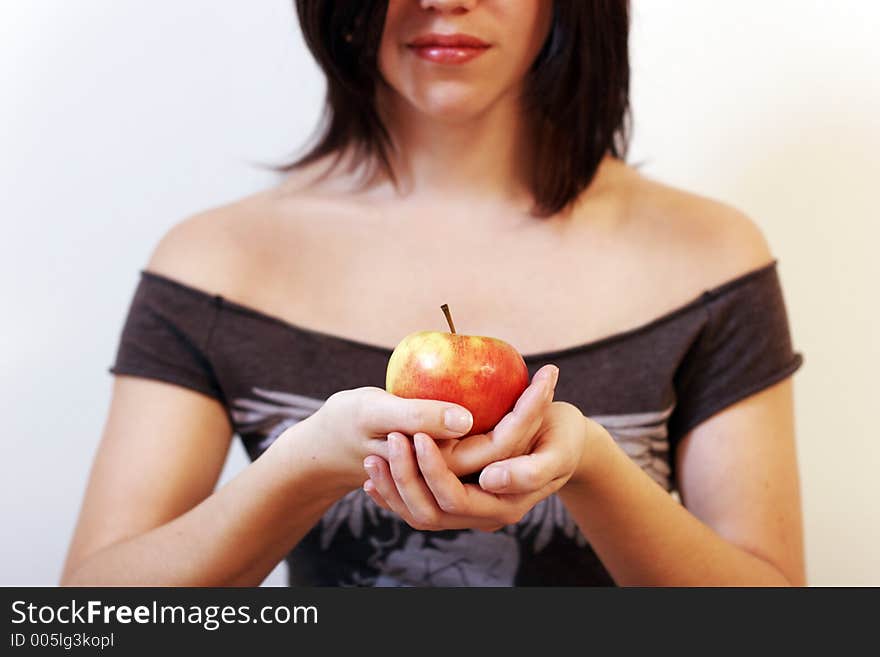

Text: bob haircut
xmin=282 ymin=0 xmax=632 ymax=218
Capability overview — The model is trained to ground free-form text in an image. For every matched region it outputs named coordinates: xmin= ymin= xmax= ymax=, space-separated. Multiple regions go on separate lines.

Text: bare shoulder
xmin=619 ymin=166 xmax=774 ymax=291
xmin=145 ymin=194 xmax=263 ymax=297
xmin=144 ymin=153 xmax=368 ymax=302
xmin=144 ymin=169 xmax=329 ymax=298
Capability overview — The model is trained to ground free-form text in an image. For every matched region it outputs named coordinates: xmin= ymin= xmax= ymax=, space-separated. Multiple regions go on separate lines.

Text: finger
xmin=396 ymin=433 xmax=506 ymax=530
xmin=478 ymin=442 xmax=569 ymax=495
xmin=363 ymin=479 xmax=392 ymax=512
xmin=386 ymin=432 xmax=445 ymax=528
xmin=363 ymin=455 xmax=412 ymax=522
xmin=357 ymin=388 xmax=474 ymax=439
xmin=364 ymin=437 xmax=390 ymax=461
xmin=445 ymin=365 xmax=558 ymax=475
xmin=414 ymin=432 xmax=529 ymax=524
xmin=369 ymin=436 xmax=502 ymax=531
xmin=524 ymin=363 xmax=559 ymax=407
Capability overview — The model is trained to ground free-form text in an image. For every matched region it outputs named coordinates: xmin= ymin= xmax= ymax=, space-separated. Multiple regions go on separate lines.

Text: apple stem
xmin=440 ymin=303 xmax=457 ymax=334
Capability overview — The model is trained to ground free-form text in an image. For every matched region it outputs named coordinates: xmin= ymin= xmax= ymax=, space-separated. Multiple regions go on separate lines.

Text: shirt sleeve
xmin=107 ymin=271 xmax=225 ymax=401
xmin=668 ymin=262 xmax=803 ymax=450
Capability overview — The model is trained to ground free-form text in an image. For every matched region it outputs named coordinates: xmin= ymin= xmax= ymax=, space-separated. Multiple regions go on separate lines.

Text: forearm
xmin=62 ymin=421 xmax=343 ymax=587
xmin=558 ymin=419 xmax=794 ymax=586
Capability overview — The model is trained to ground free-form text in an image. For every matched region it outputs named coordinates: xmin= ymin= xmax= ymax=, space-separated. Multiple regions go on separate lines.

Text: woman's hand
xmin=434 ymin=363 xmax=560 ymax=477
xmin=282 ymin=360 xmax=563 ymax=507
xmin=280 ymin=386 xmax=477 ymax=499
xmin=362 ymin=400 xmax=603 ymax=532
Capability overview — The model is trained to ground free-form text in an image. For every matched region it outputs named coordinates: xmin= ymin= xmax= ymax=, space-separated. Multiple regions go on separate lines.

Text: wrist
xmin=565 ymin=414 xmax=615 ymax=492
xmin=272 ymin=416 xmax=354 ymax=505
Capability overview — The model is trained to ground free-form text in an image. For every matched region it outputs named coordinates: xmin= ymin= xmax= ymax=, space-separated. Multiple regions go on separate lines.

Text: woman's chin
xmin=412 ymin=95 xmax=493 ymax=124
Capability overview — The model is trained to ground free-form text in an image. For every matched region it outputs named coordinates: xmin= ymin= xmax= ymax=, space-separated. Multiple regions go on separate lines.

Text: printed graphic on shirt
xmin=230 ymin=386 xmax=675 ymax=586
xmin=591 ymin=405 xmax=675 ymax=491
xmin=230 ymin=387 xmax=324 ymax=453
xmin=370 ymin=532 xmax=521 ymax=587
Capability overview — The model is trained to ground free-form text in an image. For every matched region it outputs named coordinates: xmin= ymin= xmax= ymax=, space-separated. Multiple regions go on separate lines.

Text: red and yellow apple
xmin=385 ymin=304 xmax=529 ymax=436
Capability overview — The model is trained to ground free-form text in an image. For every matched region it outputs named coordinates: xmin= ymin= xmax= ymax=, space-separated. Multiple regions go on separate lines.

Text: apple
xmin=385 ymin=303 xmax=529 ymax=436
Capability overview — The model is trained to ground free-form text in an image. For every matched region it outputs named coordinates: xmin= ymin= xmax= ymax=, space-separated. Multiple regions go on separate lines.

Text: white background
xmin=1 ymin=1 xmax=877 ymax=586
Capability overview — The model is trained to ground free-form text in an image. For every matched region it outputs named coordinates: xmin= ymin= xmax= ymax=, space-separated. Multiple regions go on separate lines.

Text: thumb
xmin=358 ymin=388 xmax=474 ymax=439
xmin=478 ymin=451 xmax=560 ymax=495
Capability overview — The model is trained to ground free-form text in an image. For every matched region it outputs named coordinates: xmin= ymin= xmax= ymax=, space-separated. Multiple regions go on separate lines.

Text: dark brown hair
xmin=281 ymin=0 xmax=633 ymax=218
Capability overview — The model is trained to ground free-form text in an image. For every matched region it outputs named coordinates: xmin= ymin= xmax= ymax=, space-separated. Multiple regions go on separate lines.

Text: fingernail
xmin=544 ymin=367 xmax=559 ymax=401
xmin=548 ymin=365 xmax=559 ymax=389
xmin=364 ymin=457 xmax=377 ymax=473
xmin=444 ymin=408 xmax=473 ymax=433
xmin=413 ymin=434 xmax=425 ymax=455
xmin=481 ymin=466 xmax=510 ymax=491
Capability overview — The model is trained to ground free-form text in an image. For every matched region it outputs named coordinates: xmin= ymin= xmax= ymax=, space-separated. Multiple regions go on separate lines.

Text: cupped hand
xmin=434 ymin=363 xmax=560 ymax=477
xmin=287 ymin=385 xmax=476 ymax=497
xmin=362 ymin=400 xmax=596 ymax=532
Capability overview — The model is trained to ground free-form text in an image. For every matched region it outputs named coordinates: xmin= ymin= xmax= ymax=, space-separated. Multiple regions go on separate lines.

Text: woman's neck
xmin=374 ymin=84 xmax=535 ymax=212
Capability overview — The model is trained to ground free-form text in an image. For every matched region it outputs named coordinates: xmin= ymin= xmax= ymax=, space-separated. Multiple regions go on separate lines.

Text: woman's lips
xmin=406 ymin=34 xmax=491 ymax=65
xmin=409 ymin=46 xmax=489 ymax=64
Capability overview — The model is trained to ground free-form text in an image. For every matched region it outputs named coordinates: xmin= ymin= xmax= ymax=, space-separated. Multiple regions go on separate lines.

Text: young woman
xmin=62 ymin=0 xmax=805 ymax=586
